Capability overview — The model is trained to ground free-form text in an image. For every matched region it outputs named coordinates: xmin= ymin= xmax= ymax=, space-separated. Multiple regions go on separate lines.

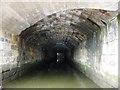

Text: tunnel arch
xmin=1 ymin=2 xmax=118 ymax=88
xmin=19 ymin=8 xmax=117 ymax=67
xmin=20 ymin=8 xmax=111 ymax=49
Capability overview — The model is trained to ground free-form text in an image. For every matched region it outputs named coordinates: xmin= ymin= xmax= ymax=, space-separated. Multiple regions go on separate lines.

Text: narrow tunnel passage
xmin=0 ymin=2 xmax=119 ymax=89
xmin=3 ymin=39 xmax=100 ymax=88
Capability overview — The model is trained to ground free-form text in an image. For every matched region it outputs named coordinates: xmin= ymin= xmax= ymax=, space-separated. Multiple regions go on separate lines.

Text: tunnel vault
xmin=17 ymin=9 xmax=118 ymax=88
xmin=20 ymin=9 xmax=116 ymax=50
xmin=1 ymin=5 xmax=118 ymax=88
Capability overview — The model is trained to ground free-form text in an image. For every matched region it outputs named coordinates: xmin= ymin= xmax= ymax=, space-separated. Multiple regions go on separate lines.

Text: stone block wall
xmin=0 ymin=30 xmax=44 ymax=86
xmin=74 ymin=17 xmax=118 ymax=88
xmin=0 ymin=30 xmax=19 ymax=85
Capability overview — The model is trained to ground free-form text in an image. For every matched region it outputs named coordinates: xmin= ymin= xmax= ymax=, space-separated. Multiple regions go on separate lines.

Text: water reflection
xmin=4 ymin=61 xmax=100 ymax=88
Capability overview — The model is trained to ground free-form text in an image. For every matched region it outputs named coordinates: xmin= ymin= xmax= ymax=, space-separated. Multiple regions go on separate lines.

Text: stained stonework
xmin=0 ymin=1 xmax=119 ymax=88
xmin=74 ymin=18 xmax=118 ymax=88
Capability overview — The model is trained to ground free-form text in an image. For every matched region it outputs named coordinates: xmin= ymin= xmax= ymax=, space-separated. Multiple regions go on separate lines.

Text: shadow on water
xmin=3 ymin=59 xmax=100 ymax=88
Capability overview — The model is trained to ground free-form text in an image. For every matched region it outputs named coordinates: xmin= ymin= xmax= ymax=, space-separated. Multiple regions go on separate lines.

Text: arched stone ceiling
xmin=20 ymin=8 xmax=117 ymax=48
xmin=1 ymin=1 xmax=118 ymax=35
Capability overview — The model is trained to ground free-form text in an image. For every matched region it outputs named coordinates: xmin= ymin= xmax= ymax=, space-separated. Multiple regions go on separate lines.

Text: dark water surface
xmin=4 ymin=61 xmax=100 ymax=88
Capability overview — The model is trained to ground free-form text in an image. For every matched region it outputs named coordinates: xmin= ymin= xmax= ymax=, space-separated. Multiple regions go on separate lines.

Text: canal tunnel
xmin=0 ymin=1 xmax=119 ymax=88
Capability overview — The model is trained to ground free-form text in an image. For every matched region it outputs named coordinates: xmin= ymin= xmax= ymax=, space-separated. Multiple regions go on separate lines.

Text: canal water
xmin=3 ymin=61 xmax=100 ymax=88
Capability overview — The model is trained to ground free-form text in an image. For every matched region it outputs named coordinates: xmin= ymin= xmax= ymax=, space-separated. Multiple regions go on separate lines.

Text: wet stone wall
xmin=0 ymin=30 xmax=43 ymax=86
xmin=0 ymin=30 xmax=19 ymax=85
xmin=74 ymin=17 xmax=118 ymax=88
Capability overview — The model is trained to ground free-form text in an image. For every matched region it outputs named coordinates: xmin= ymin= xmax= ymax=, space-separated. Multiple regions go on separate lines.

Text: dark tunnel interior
xmin=2 ymin=8 xmax=118 ymax=88
xmin=7 ymin=9 xmax=101 ymax=88
xmin=19 ymin=9 xmax=98 ymax=62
